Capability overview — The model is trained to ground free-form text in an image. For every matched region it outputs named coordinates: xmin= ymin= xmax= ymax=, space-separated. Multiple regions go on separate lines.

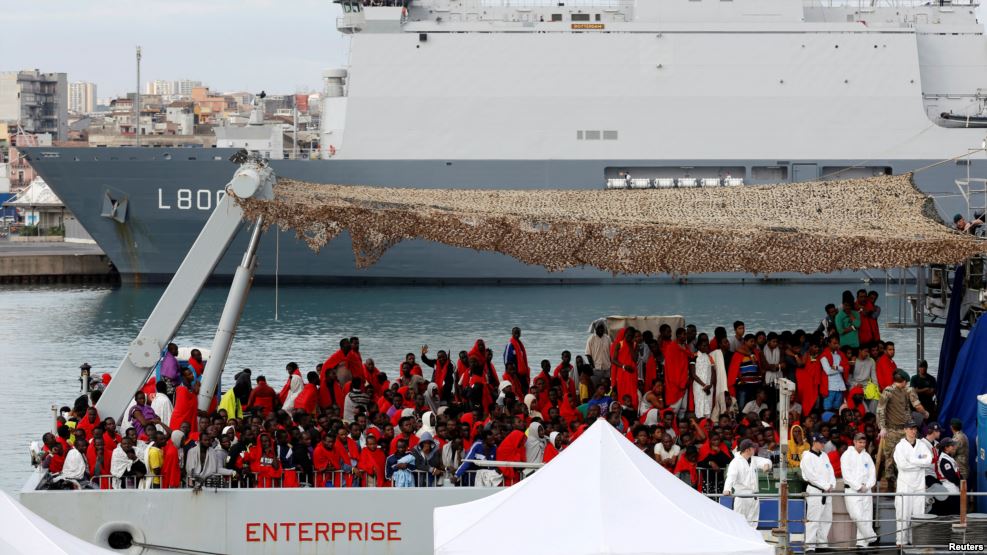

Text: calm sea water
xmin=0 ymin=283 xmax=940 ymax=494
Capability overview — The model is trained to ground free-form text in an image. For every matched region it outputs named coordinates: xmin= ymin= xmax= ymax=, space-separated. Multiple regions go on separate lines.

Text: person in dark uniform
xmin=931 ymin=438 xmax=962 ymax=515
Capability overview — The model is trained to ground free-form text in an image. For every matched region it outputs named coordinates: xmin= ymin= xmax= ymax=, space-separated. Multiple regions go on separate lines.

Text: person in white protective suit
xmin=801 ymin=433 xmax=837 ymax=551
xmin=722 ymin=438 xmax=772 ymax=527
xmin=840 ymin=432 xmax=877 ymax=548
xmin=893 ymin=420 xmax=933 ymax=546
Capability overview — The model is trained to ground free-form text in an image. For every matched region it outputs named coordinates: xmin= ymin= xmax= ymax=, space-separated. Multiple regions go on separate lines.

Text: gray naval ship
xmin=22 ymin=0 xmax=987 ymax=284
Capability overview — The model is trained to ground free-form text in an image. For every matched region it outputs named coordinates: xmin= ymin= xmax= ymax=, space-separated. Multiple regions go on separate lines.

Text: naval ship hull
xmin=22 ymin=147 xmax=982 ymax=284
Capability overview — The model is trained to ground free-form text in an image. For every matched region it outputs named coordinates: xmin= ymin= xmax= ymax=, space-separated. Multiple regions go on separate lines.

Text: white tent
xmin=0 ymin=492 xmax=115 ymax=554
xmin=434 ymin=421 xmax=773 ymax=555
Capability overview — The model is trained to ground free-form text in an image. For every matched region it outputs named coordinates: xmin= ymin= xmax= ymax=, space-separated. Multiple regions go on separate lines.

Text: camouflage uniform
xmin=953 ymin=429 xmax=970 ymax=480
xmin=876 ymin=385 xmax=923 ymax=482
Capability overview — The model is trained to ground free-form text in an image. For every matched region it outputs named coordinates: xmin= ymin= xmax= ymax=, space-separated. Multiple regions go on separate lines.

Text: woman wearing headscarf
xmin=424 ymin=383 xmax=442 ymax=415
xmin=524 ymin=422 xmax=547 ymax=476
xmin=543 ymin=432 xmax=562 ymax=463
xmin=418 ymin=411 xmax=438 ymax=439
xmin=523 ymin=394 xmax=543 ymax=421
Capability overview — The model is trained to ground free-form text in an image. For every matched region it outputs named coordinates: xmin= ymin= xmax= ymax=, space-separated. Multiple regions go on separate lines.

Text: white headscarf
xmin=548 ymin=431 xmax=560 ymax=450
xmin=417 ymin=411 xmax=437 ymax=438
xmin=425 ymin=382 xmax=440 ymax=414
xmin=525 ymin=421 xmax=546 ymax=464
xmin=523 ymin=394 xmax=543 ymax=420
xmin=170 ymin=430 xmax=185 ymax=449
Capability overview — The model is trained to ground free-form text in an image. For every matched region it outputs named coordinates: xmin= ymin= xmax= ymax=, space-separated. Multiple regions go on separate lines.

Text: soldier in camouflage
xmin=876 ymin=370 xmax=928 ymax=487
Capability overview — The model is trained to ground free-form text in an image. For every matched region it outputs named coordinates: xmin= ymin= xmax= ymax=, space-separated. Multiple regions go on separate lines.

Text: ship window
xmin=603 ymin=130 xmax=618 ymax=140
xmin=577 ymin=130 xmax=584 ymax=140
xmin=551 ymin=13 xmax=563 ymax=22
xmin=595 ymin=14 xmax=601 ymax=21
xmin=188 ymin=156 xmax=196 ymax=160
xmin=585 ymin=130 xmax=601 ymax=140
xmin=752 ymin=166 xmax=788 ymax=180
xmin=572 ymin=13 xmax=590 ymax=21
xmin=163 ymin=153 xmax=172 ymax=160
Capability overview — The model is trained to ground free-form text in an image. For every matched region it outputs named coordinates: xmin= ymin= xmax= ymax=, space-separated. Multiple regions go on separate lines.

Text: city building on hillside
xmin=0 ymin=70 xmax=68 ymax=140
xmin=68 ymin=82 xmax=97 ymax=114
xmin=165 ymin=102 xmax=194 ymax=135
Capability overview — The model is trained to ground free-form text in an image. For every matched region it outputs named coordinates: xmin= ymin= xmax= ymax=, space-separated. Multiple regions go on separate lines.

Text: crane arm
xmin=94 ymin=159 xmax=274 ymax=423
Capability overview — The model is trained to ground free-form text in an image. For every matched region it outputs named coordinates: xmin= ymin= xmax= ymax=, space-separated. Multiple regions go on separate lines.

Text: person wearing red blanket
xmin=662 ymin=328 xmax=693 ymax=414
xmin=504 ymin=327 xmax=531 ymax=393
xmin=421 ymin=345 xmax=454 ymax=400
xmin=796 ymin=342 xmax=826 ymax=417
xmin=278 ymin=362 xmax=302 ymax=405
xmin=543 ymin=432 xmax=562 ymax=463
xmin=554 ymin=351 xmax=578 ymax=400
xmin=357 ymin=434 xmax=388 ymax=487
xmin=102 ymin=418 xmax=122 ymax=453
xmin=641 ymin=340 xmax=660 ymax=392
xmin=855 ymin=289 xmax=880 ymax=346
xmin=159 ymin=432 xmax=182 ymax=489
xmin=247 ymin=433 xmax=283 ymax=488
xmin=188 ymin=349 xmax=205 ymax=377
xmin=875 ymin=342 xmax=896 ymax=390
xmin=559 ymin=392 xmax=583 ymax=425
xmin=246 ymin=375 xmax=277 ymax=416
xmin=392 ymin=416 xmax=420 ymax=455
xmin=399 ymin=353 xmax=423 ymax=382
xmin=319 ymin=365 xmax=346 ymax=413
xmin=313 ymin=433 xmax=346 ymax=487
xmin=610 ymin=327 xmax=628 ymax=386
xmin=673 ymin=445 xmax=701 ymax=491
xmin=502 ymin=362 xmax=524 ymax=399
xmin=321 ymin=338 xmax=353 ymax=397
xmin=610 ymin=326 xmax=640 ymax=410
xmin=348 ymin=336 xmax=367 ymax=383
xmin=86 ymin=435 xmax=111 ymax=489
xmin=497 ymin=429 xmax=527 ymax=485
xmin=295 ymin=372 xmax=320 ymax=416
xmin=727 ymin=334 xmax=763 ymax=413
xmin=76 ymin=407 xmax=100 ymax=440
xmin=170 ymin=368 xmax=199 ymax=434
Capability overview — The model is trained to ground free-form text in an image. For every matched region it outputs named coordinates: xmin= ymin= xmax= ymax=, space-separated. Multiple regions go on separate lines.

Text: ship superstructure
xmin=21 ymin=0 xmax=987 ymax=282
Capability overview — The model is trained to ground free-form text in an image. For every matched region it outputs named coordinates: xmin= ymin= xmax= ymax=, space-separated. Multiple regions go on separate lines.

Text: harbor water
xmin=0 ymin=282 xmax=940 ymax=494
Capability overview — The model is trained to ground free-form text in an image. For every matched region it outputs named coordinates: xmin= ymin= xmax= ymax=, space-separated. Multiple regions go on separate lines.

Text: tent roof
xmin=3 ymin=177 xmax=62 ymax=208
xmin=0 ymin=492 xmax=114 ymax=554
xmin=433 ymin=421 xmax=772 ymax=555
xmin=237 ymin=173 xmax=985 ymax=276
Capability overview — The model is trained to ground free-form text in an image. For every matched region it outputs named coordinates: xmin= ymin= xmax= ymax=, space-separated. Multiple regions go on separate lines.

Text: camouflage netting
xmin=235 ymin=173 xmax=985 ymax=275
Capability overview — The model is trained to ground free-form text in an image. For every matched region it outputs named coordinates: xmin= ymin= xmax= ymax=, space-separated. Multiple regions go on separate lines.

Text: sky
xmin=2 ymin=0 xmax=350 ymax=98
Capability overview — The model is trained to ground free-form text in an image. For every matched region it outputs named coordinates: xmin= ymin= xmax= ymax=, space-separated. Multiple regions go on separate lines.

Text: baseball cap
xmin=853 ymin=432 xmax=867 ymax=441
xmin=738 ymin=439 xmax=756 ymax=451
xmin=941 ymin=438 xmax=956 ymax=449
xmin=926 ymin=423 xmax=941 ymax=433
xmin=893 ymin=370 xmax=910 ymax=383
xmin=810 ymin=433 xmax=826 ymax=444
xmin=903 ymin=421 xmax=918 ymax=429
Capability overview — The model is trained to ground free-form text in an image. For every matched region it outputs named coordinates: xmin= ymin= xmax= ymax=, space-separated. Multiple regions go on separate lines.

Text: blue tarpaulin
xmin=936 ymin=265 xmax=966 ymax=403
xmin=938 ymin=316 xmax=987 ymax=488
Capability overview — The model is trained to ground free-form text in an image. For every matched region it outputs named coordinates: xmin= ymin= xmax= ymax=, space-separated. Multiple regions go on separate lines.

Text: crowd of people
xmin=38 ymin=289 xmax=968 ymax=548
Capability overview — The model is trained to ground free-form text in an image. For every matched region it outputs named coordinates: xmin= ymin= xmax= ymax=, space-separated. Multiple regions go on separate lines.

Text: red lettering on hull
xmin=246 ymin=522 xmax=404 ymax=543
